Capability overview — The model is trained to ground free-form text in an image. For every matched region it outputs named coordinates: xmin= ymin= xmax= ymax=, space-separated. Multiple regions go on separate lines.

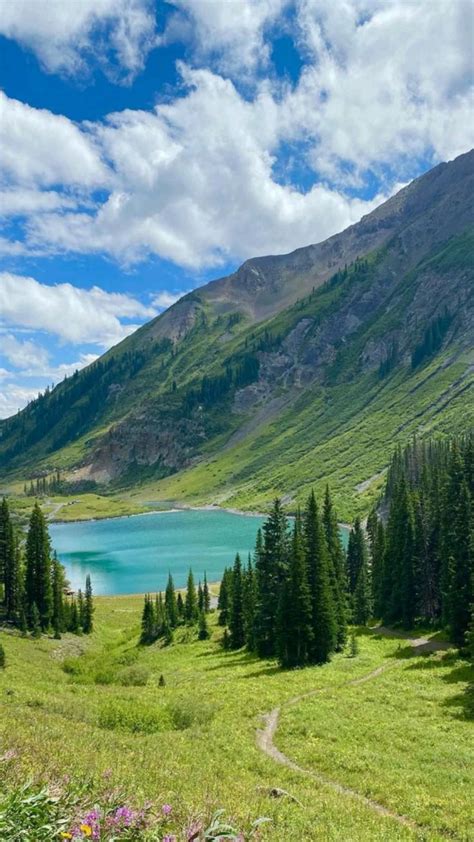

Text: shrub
xmin=118 ymin=665 xmax=149 ymax=687
xmin=98 ymin=701 xmax=170 ymax=734
xmin=168 ymin=698 xmax=216 ymax=731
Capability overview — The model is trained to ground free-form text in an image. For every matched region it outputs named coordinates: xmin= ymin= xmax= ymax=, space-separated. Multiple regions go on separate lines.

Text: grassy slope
xmin=0 ymin=602 xmax=472 ymax=841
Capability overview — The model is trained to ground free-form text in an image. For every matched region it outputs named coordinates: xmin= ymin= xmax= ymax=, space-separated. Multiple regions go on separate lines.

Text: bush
xmin=168 ymin=698 xmax=216 ymax=731
xmin=118 ymin=665 xmax=149 ymax=687
xmin=98 ymin=701 xmax=170 ymax=734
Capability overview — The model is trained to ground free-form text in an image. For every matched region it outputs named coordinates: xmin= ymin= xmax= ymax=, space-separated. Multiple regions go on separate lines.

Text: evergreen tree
xmin=69 ymin=599 xmax=81 ymax=634
xmin=371 ymin=519 xmax=386 ymax=617
xmin=0 ymin=498 xmax=20 ymax=621
xmin=31 ymin=602 xmax=41 ymax=638
xmin=203 ymin=573 xmax=211 ymax=613
xmin=322 ymin=486 xmax=348 ymax=649
xmin=51 ymin=554 xmax=64 ymax=639
xmin=198 ymin=610 xmax=210 ymax=640
xmin=140 ymin=594 xmax=155 ymax=644
xmin=77 ymin=589 xmax=84 ymax=632
xmin=304 ymin=491 xmax=337 ymax=664
xmin=185 ymin=569 xmax=198 ymax=624
xmin=354 ymin=552 xmax=372 ymax=625
xmin=176 ymin=592 xmax=185 ymax=621
xmin=83 ymin=574 xmax=94 ymax=634
xmin=165 ymin=573 xmax=178 ymax=628
xmin=0 ymin=642 xmax=5 ymax=669
xmin=25 ymin=502 xmax=52 ymax=630
xmin=277 ymin=513 xmax=313 ymax=668
xmin=346 ymin=517 xmax=367 ymax=594
xmin=442 ymin=445 xmax=473 ymax=644
xmin=198 ymin=581 xmax=204 ymax=613
xmin=254 ymin=500 xmax=289 ymax=658
xmin=242 ymin=555 xmax=257 ymax=651
xmin=155 ymin=592 xmax=165 ymax=637
xmin=217 ymin=568 xmax=232 ymax=626
xmin=229 ymin=553 xmax=245 ymax=649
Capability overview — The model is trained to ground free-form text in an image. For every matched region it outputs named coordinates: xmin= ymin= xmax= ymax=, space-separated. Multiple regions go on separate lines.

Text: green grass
xmin=1 ymin=600 xmax=472 ymax=840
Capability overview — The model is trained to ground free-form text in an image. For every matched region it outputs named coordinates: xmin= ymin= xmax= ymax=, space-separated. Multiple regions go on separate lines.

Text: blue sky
xmin=0 ymin=0 xmax=473 ymax=418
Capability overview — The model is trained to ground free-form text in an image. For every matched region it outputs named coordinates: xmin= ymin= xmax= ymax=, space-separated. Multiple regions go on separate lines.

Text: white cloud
xmin=0 ymin=0 xmax=157 ymax=82
xmin=0 ymin=92 xmax=108 ymax=188
xmin=0 ymin=2 xmax=472 ymax=271
xmin=0 ymin=188 xmax=78 ymax=217
xmin=163 ymin=0 xmax=288 ymax=75
xmin=0 ymin=333 xmax=50 ymax=370
xmin=151 ymin=290 xmax=190 ymax=310
xmin=0 ymin=272 xmax=157 ymax=347
xmin=0 ymin=384 xmax=41 ymax=418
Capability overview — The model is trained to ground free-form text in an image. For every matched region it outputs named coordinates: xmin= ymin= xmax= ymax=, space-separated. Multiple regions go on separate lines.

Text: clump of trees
xmin=0 ymin=498 xmax=93 ymax=638
xmin=368 ymin=434 xmax=473 ymax=645
xmin=219 ymin=488 xmax=348 ymax=668
xmin=140 ymin=571 xmax=211 ymax=645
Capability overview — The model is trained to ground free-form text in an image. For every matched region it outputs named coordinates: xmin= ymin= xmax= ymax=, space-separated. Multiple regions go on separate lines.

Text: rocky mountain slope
xmin=1 ymin=150 xmax=473 ymax=517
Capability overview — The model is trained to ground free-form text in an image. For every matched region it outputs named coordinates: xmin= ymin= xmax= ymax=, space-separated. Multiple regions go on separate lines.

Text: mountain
xmin=1 ymin=150 xmax=473 ymax=518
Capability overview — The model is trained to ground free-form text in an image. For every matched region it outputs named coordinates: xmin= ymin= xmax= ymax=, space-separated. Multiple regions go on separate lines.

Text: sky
xmin=0 ymin=0 xmax=473 ymax=419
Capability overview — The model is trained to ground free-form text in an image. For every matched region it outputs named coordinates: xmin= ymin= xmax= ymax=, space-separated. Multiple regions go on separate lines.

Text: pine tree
xmin=185 ymin=569 xmax=198 ymax=624
xmin=176 ymin=591 xmax=185 ymax=621
xmin=371 ymin=519 xmax=386 ymax=617
xmin=254 ymin=500 xmax=289 ymax=658
xmin=0 ymin=498 xmax=20 ymax=622
xmin=198 ymin=610 xmax=210 ymax=640
xmin=69 ymin=599 xmax=80 ymax=634
xmin=354 ymin=552 xmax=372 ymax=625
xmin=229 ymin=554 xmax=245 ymax=649
xmin=140 ymin=594 xmax=155 ymax=644
xmin=25 ymin=502 xmax=52 ymax=630
xmin=77 ymin=589 xmax=84 ymax=632
xmin=83 ymin=575 xmax=94 ymax=634
xmin=203 ymin=573 xmax=211 ymax=613
xmin=442 ymin=444 xmax=473 ymax=644
xmin=322 ymin=486 xmax=348 ymax=649
xmin=31 ymin=602 xmax=41 ymax=638
xmin=347 ymin=517 xmax=367 ymax=595
xmin=304 ymin=491 xmax=337 ymax=664
xmin=0 ymin=643 xmax=5 ymax=669
xmin=198 ymin=581 xmax=204 ymax=613
xmin=51 ymin=554 xmax=64 ymax=639
xmin=217 ymin=568 xmax=232 ymax=626
xmin=277 ymin=513 xmax=313 ymax=668
xmin=242 ymin=555 xmax=257 ymax=651
xmin=165 ymin=574 xmax=178 ymax=628
xmin=155 ymin=592 xmax=165 ymax=637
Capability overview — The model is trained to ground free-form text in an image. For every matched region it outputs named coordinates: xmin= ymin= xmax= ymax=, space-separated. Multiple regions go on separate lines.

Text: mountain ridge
xmin=1 ymin=150 xmax=473 ymax=518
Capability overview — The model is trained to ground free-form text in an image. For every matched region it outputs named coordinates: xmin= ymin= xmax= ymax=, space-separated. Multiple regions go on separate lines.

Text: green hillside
xmin=1 ymin=152 xmax=473 ymax=519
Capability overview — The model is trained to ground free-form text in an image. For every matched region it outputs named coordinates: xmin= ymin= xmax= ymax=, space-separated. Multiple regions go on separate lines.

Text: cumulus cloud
xmin=0 ymin=0 xmax=157 ymax=82
xmin=0 ymin=333 xmax=50 ymax=370
xmin=0 ymin=272 xmax=157 ymax=347
xmin=0 ymin=384 xmax=42 ymax=419
xmin=151 ymin=290 xmax=190 ymax=310
xmin=162 ymin=0 xmax=288 ymax=75
xmin=0 ymin=1 xmax=472 ymax=271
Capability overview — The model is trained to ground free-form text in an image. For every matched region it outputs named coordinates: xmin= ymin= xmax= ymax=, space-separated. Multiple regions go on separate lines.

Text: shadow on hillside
xmin=404 ymin=651 xmax=474 ymax=721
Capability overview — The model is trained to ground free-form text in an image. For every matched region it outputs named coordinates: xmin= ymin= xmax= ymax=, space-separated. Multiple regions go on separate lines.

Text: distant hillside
xmin=1 ymin=150 xmax=473 ymax=518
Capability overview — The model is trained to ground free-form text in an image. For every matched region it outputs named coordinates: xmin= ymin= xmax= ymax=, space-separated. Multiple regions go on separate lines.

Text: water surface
xmin=50 ymin=509 xmax=265 ymax=595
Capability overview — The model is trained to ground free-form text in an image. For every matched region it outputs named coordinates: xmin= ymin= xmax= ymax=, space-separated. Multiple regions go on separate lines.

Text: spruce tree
xmin=31 ymin=602 xmax=41 ymax=638
xmin=322 ymin=486 xmax=348 ymax=649
xmin=354 ymin=552 xmax=372 ymax=625
xmin=254 ymin=501 xmax=289 ymax=658
xmin=346 ymin=517 xmax=367 ymax=595
xmin=229 ymin=553 xmax=245 ymax=649
xmin=51 ymin=554 xmax=64 ymax=639
xmin=242 ymin=555 xmax=257 ymax=651
xmin=140 ymin=594 xmax=155 ymax=644
xmin=304 ymin=491 xmax=337 ymax=664
xmin=198 ymin=581 xmax=204 ymax=613
xmin=217 ymin=568 xmax=232 ymax=626
xmin=0 ymin=642 xmax=5 ymax=669
xmin=69 ymin=599 xmax=80 ymax=634
xmin=185 ymin=569 xmax=198 ymax=624
xmin=83 ymin=574 xmax=94 ymax=634
xmin=198 ymin=610 xmax=210 ymax=640
xmin=176 ymin=591 xmax=185 ymax=621
xmin=25 ymin=502 xmax=52 ymax=630
xmin=0 ymin=498 xmax=19 ymax=622
xmin=203 ymin=573 xmax=211 ymax=613
xmin=277 ymin=513 xmax=313 ymax=668
xmin=77 ymin=589 xmax=84 ymax=632
xmin=371 ymin=519 xmax=386 ymax=617
xmin=165 ymin=574 xmax=178 ymax=628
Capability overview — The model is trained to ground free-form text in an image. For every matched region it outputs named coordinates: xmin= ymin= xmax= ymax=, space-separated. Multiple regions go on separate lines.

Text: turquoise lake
xmin=50 ymin=509 xmax=265 ymax=595
xmin=50 ymin=509 xmax=350 ymax=596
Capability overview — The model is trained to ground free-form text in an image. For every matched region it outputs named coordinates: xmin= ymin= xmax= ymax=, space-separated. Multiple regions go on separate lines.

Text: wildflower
xmin=0 ymin=748 xmax=17 ymax=762
xmin=162 ymin=803 xmax=172 ymax=816
xmin=186 ymin=820 xmax=203 ymax=841
xmin=60 ymin=834 xmax=72 ymax=840
xmin=162 ymin=836 xmax=177 ymax=842
xmin=80 ymin=826 xmax=92 ymax=838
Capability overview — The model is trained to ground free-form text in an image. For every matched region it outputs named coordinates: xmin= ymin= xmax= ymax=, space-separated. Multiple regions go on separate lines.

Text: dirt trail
xmin=256 ymin=630 xmax=453 ymax=835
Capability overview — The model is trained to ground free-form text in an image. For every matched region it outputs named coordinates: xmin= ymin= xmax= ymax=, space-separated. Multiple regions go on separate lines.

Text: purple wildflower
xmin=162 ymin=836 xmax=177 ymax=842
xmin=162 ymin=804 xmax=172 ymax=816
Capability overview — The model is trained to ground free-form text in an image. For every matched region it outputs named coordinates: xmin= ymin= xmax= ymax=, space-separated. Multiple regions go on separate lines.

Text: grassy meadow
xmin=1 ymin=599 xmax=472 ymax=841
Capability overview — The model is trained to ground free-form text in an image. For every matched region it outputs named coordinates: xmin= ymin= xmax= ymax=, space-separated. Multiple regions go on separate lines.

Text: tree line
xmin=0 ymin=499 xmax=93 ymax=638
xmin=140 ymin=569 xmax=211 ymax=645
xmin=217 ymin=433 xmax=473 ymax=667
xmin=368 ymin=434 xmax=473 ymax=646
